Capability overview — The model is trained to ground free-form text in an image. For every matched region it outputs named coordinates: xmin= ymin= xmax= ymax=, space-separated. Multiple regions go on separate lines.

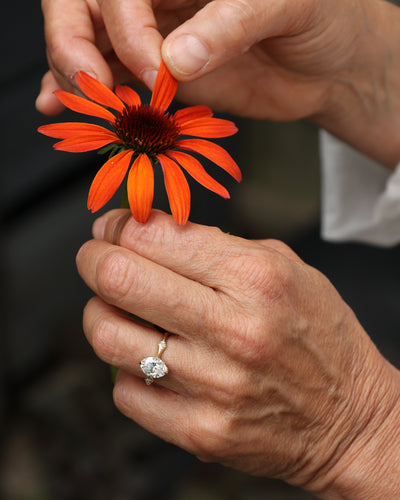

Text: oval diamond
xmin=140 ymin=356 xmax=168 ymax=379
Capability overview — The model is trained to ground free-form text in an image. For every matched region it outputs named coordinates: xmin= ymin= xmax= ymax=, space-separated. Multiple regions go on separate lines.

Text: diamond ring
xmin=140 ymin=332 xmax=169 ymax=385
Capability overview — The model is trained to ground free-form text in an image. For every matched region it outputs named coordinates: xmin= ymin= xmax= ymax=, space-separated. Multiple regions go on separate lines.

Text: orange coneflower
xmin=38 ymin=61 xmax=241 ymax=225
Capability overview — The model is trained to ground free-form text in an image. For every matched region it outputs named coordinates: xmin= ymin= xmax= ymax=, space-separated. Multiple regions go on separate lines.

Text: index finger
xmin=76 ymin=238 xmax=227 ymax=340
xmin=96 ymin=0 xmax=163 ymax=88
xmin=91 ymin=209 xmax=295 ymax=295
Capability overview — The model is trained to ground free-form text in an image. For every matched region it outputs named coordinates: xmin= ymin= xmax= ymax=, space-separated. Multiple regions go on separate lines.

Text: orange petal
xmin=150 ymin=61 xmax=178 ymax=112
xmin=54 ymin=90 xmax=116 ymax=122
xmin=54 ymin=132 xmax=120 ymax=152
xmin=115 ymin=85 xmax=142 ymax=108
xmin=76 ymin=72 xmax=125 ymax=113
xmin=157 ymin=154 xmax=190 ymax=225
xmin=173 ymin=105 xmax=213 ymax=126
xmin=88 ymin=150 xmax=133 ymax=212
xmin=179 ymin=117 xmax=238 ymax=138
xmin=127 ymin=154 xmax=155 ymax=223
xmin=167 ymin=151 xmax=229 ymax=199
xmin=38 ymin=122 xmax=113 ymax=139
xmin=176 ymin=139 xmax=242 ymax=182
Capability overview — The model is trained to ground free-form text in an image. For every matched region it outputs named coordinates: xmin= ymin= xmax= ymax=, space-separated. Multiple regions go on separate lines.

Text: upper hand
xmin=36 ymin=0 xmax=365 ymax=119
xmin=76 ymin=209 xmax=400 ymax=497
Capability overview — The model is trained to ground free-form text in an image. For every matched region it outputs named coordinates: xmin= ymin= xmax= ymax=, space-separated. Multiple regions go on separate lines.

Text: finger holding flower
xmin=77 ymin=210 xmax=400 ymax=498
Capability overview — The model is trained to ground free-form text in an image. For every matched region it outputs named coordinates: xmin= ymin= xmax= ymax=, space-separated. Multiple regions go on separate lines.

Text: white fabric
xmin=320 ymin=131 xmax=400 ymax=247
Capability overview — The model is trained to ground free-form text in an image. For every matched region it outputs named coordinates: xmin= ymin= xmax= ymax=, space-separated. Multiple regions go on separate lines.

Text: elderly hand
xmin=40 ymin=0 xmax=343 ymax=118
xmin=37 ymin=0 xmax=400 ymax=166
xmin=76 ymin=210 xmax=400 ymax=498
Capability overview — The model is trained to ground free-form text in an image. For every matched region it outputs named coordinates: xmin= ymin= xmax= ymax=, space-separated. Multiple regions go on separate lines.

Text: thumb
xmin=161 ymin=0 xmax=304 ymax=80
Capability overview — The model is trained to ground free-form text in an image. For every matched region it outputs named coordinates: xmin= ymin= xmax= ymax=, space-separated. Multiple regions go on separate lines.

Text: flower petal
xmin=176 ymin=139 xmax=242 ymax=182
xmin=54 ymin=132 xmax=120 ymax=152
xmin=115 ymin=85 xmax=142 ymax=108
xmin=88 ymin=150 xmax=133 ymax=212
xmin=38 ymin=122 xmax=113 ymax=139
xmin=179 ymin=117 xmax=238 ymax=138
xmin=127 ymin=154 xmax=154 ymax=223
xmin=54 ymin=90 xmax=116 ymax=122
xmin=173 ymin=105 xmax=213 ymax=126
xmin=76 ymin=71 xmax=125 ymax=113
xmin=167 ymin=151 xmax=229 ymax=199
xmin=150 ymin=61 xmax=178 ymax=112
xmin=157 ymin=154 xmax=190 ymax=225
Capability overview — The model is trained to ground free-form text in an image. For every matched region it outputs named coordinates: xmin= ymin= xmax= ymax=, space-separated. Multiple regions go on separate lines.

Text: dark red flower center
xmin=114 ymin=105 xmax=180 ymax=158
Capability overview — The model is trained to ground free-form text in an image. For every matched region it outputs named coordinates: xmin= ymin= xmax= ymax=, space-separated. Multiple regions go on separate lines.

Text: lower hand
xmin=76 ymin=209 xmax=400 ymax=497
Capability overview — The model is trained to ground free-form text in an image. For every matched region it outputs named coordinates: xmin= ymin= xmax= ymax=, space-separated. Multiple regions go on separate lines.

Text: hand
xmin=37 ymin=0 xmax=400 ymax=166
xmin=76 ymin=209 xmax=400 ymax=498
xmin=35 ymin=0 xmax=375 ymax=119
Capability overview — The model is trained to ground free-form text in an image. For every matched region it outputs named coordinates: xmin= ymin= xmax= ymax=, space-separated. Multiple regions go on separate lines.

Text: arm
xmin=37 ymin=0 xmax=400 ymax=167
xmin=311 ymin=0 xmax=400 ymax=169
xmin=76 ymin=209 xmax=400 ymax=498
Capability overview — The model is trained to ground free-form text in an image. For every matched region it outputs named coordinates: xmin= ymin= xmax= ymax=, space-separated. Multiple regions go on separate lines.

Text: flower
xmin=38 ymin=62 xmax=241 ymax=225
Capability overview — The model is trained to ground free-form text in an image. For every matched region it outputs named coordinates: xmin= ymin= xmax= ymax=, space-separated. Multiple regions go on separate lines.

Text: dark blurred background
xmin=1 ymin=2 xmax=399 ymax=499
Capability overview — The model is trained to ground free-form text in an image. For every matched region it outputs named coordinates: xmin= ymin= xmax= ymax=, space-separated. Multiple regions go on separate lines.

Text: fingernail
xmin=71 ymin=70 xmax=98 ymax=93
xmin=92 ymin=216 xmax=106 ymax=240
xmin=141 ymin=69 xmax=158 ymax=90
xmin=166 ymin=35 xmax=209 ymax=75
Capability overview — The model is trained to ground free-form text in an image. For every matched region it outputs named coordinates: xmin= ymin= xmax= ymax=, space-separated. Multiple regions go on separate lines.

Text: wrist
xmin=310 ymin=356 xmax=400 ymax=499
xmin=312 ymin=0 xmax=400 ymax=169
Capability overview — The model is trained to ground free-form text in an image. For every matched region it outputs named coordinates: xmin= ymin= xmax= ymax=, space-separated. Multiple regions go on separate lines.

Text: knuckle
xmin=232 ymin=250 xmax=291 ymax=305
xmin=230 ymin=321 xmax=272 ymax=365
xmin=90 ymin=313 xmax=119 ymax=363
xmin=262 ymin=238 xmax=303 ymax=262
xmin=120 ymin=211 xmax=173 ymax=249
xmin=109 ymin=211 xmax=172 ymax=252
xmin=262 ymin=238 xmax=292 ymax=254
xmin=216 ymin=0 xmax=258 ymax=43
xmin=220 ymin=252 xmax=297 ymax=364
xmin=95 ymin=249 xmax=138 ymax=301
xmin=189 ymin=413 xmax=233 ymax=461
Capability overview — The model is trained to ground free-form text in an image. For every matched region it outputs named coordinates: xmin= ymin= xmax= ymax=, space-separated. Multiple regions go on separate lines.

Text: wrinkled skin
xmin=40 ymin=0 xmax=400 ymax=496
xmin=76 ymin=210 xmax=400 ymax=497
xmin=38 ymin=0 xmax=400 ymax=166
xmin=39 ymin=0 xmax=338 ymax=118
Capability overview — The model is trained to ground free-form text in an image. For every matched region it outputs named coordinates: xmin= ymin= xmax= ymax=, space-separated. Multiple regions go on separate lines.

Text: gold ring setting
xmin=140 ymin=333 xmax=169 ymax=385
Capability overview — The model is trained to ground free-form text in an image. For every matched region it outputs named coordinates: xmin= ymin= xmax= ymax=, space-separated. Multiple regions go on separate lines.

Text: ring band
xmin=140 ymin=332 xmax=169 ymax=385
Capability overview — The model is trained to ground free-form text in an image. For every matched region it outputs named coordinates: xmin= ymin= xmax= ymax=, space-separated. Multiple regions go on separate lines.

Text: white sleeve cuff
xmin=320 ymin=131 xmax=400 ymax=247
